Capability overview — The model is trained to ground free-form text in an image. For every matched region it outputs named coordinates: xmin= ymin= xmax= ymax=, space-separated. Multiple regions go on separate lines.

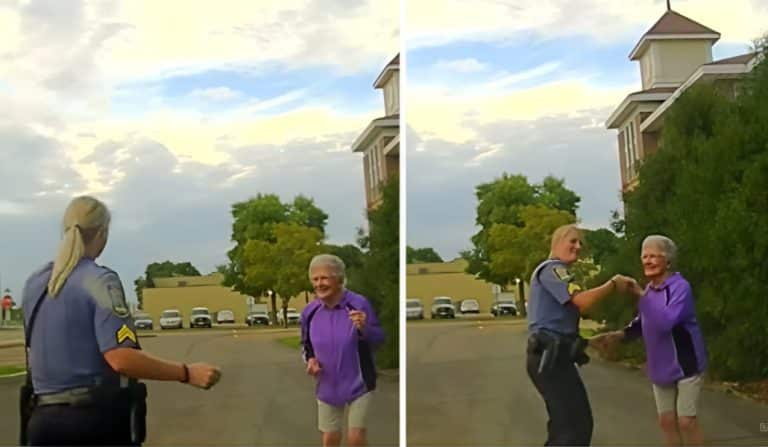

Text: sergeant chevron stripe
xmin=116 ymin=324 xmax=137 ymax=344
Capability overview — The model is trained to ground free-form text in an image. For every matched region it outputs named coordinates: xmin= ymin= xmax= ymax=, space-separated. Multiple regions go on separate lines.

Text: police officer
xmin=526 ymin=223 xmax=635 ymax=446
xmin=21 ymin=196 xmax=222 ymax=446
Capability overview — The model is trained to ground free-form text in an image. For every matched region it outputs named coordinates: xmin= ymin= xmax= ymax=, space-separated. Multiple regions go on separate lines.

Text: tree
xmin=465 ymin=173 xmax=582 ymax=307
xmin=487 ymin=205 xmax=576 ymax=313
xmin=243 ymin=223 xmax=324 ymax=327
xmin=353 ymin=176 xmax=399 ymax=369
xmin=134 ymin=261 xmax=201 ymax=309
xmin=134 ymin=277 xmax=147 ymax=309
xmin=406 ymin=246 xmax=444 ymax=264
xmin=536 ymin=176 xmax=581 ymax=216
xmin=223 ymin=194 xmax=328 ymax=318
xmin=581 ymin=228 xmax=620 ymax=266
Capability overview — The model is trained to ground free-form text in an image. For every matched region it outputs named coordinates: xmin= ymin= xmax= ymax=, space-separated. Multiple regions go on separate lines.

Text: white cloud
xmin=242 ymin=89 xmax=307 ymax=114
xmin=484 ymin=62 xmax=561 ymax=90
xmin=408 ymin=0 xmax=767 ymax=48
xmin=189 ymin=87 xmax=243 ymax=102
xmin=408 ymin=76 xmax=634 ymax=145
xmin=433 ymin=58 xmax=489 ymax=73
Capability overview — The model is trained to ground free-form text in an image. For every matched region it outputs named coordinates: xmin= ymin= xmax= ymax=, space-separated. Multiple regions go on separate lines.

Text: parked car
xmin=491 ymin=298 xmax=518 ymax=317
xmin=277 ymin=307 xmax=301 ymax=325
xmin=246 ymin=310 xmax=271 ymax=326
xmin=459 ymin=298 xmax=480 ymax=314
xmin=189 ymin=307 xmax=212 ymax=328
xmin=406 ymin=298 xmax=424 ymax=320
xmin=216 ymin=309 xmax=235 ymax=324
xmin=430 ymin=296 xmax=455 ymax=319
xmin=132 ymin=312 xmax=153 ymax=330
xmin=159 ymin=309 xmax=183 ymax=329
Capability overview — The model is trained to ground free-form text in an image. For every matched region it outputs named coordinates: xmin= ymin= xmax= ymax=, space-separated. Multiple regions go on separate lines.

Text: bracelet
xmin=181 ymin=363 xmax=189 ymax=383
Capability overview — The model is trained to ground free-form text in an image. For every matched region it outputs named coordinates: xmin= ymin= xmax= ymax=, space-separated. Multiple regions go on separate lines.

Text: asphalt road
xmin=406 ymin=319 xmax=768 ymax=446
xmin=0 ymin=328 xmax=398 ymax=446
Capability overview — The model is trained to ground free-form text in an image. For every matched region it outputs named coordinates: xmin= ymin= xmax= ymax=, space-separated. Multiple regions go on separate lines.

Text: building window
xmin=371 ymin=145 xmax=381 ymax=195
xmin=624 ymin=121 xmax=638 ymax=179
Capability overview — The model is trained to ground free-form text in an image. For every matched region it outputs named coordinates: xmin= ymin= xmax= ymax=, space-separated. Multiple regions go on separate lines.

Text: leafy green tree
xmin=464 ymin=174 xmax=582 ymax=311
xmin=243 ymin=223 xmax=323 ymax=327
xmin=582 ymin=228 xmax=620 ymax=266
xmin=406 ymin=246 xmax=444 ymax=264
xmin=352 ymin=176 xmax=399 ymax=369
xmin=134 ymin=261 xmax=201 ymax=309
xmin=223 ymin=194 xmax=328 ymax=315
xmin=487 ymin=205 xmax=576 ymax=313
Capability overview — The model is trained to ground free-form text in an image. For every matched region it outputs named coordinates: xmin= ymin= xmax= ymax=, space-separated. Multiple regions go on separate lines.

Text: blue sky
xmin=406 ymin=0 xmax=767 ymax=260
xmin=0 ymin=0 xmax=398 ymax=304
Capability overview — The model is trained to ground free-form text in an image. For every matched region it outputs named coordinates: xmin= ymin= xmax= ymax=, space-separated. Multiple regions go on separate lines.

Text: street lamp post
xmin=515 ymin=278 xmax=526 ymax=317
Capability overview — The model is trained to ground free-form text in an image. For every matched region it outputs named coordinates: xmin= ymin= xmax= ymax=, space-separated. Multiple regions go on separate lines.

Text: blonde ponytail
xmin=48 ymin=197 xmax=111 ymax=297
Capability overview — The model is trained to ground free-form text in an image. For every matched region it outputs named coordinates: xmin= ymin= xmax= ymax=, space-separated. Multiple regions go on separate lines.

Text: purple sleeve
xmin=361 ymin=299 xmax=385 ymax=348
xmin=623 ymin=314 xmax=642 ymax=341
xmin=654 ymin=282 xmax=693 ymax=332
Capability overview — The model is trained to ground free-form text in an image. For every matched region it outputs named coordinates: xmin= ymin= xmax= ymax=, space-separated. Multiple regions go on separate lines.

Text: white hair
xmin=308 ymin=254 xmax=346 ymax=285
xmin=48 ymin=196 xmax=111 ymax=297
xmin=642 ymin=235 xmax=677 ymax=266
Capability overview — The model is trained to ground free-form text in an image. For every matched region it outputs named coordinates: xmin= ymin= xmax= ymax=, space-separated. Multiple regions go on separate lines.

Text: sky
xmin=405 ymin=0 xmax=768 ymax=261
xmin=0 ymin=0 xmax=399 ymax=303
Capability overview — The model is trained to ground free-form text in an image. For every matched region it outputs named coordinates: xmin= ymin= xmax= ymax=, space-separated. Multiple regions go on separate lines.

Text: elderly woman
xmin=527 ymin=224 xmax=635 ymax=446
xmin=596 ymin=235 xmax=708 ymax=446
xmin=300 ymin=254 xmax=384 ymax=447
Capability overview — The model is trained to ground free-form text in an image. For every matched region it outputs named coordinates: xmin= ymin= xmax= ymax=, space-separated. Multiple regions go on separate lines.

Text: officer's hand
xmin=306 ymin=357 xmax=322 ymax=377
xmin=187 ymin=363 xmax=222 ymax=390
xmin=349 ymin=310 xmax=366 ymax=330
xmin=611 ymin=275 xmax=635 ymax=293
xmin=625 ymin=278 xmax=644 ymax=297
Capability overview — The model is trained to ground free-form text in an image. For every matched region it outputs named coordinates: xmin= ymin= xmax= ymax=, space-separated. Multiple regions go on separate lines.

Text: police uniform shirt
xmin=527 ymin=259 xmax=581 ymax=336
xmin=22 ymin=258 xmax=140 ymax=394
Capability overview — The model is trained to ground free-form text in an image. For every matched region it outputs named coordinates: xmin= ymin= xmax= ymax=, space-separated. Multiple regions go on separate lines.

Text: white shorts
xmin=317 ymin=392 xmax=373 ymax=433
xmin=652 ymin=374 xmax=703 ymax=417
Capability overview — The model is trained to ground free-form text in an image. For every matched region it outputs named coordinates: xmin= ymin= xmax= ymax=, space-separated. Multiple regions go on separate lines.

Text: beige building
xmin=407 ymin=259 xmax=521 ymax=317
xmin=606 ymin=8 xmax=758 ymax=193
xmin=142 ymin=273 xmax=313 ymax=325
xmin=352 ymin=54 xmax=400 ymax=210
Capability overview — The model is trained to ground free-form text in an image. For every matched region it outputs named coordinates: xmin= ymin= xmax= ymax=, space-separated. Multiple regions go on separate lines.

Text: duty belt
xmin=36 ymin=385 xmax=122 ymax=407
xmin=527 ymin=330 xmax=590 ymax=373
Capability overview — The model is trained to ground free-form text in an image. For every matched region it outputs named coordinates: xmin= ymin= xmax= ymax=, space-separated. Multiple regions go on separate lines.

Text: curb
xmin=0 ymin=370 xmax=27 ymax=379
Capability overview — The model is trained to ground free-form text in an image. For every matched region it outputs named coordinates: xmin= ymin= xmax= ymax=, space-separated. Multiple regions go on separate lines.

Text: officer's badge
xmin=107 ymin=282 xmax=130 ymax=318
xmin=553 ymin=267 xmax=573 ymax=282
xmin=116 ymin=324 xmax=137 ymax=344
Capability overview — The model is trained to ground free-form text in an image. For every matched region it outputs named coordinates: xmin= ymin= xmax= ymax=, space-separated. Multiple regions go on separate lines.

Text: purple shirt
xmin=624 ymin=272 xmax=708 ymax=385
xmin=300 ymin=290 xmax=385 ymax=406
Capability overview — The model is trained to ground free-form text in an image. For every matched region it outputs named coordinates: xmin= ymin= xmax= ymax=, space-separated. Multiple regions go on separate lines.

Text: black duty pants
xmin=27 ymin=402 xmax=135 ymax=446
xmin=527 ymin=350 xmax=594 ymax=446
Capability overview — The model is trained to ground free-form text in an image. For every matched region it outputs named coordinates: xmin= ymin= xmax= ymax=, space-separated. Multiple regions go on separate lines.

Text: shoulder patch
xmin=88 ymin=272 xmax=130 ymax=318
xmin=108 ymin=281 xmax=130 ymax=318
xmin=116 ymin=324 xmax=137 ymax=344
xmin=552 ymin=266 xmax=573 ymax=282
